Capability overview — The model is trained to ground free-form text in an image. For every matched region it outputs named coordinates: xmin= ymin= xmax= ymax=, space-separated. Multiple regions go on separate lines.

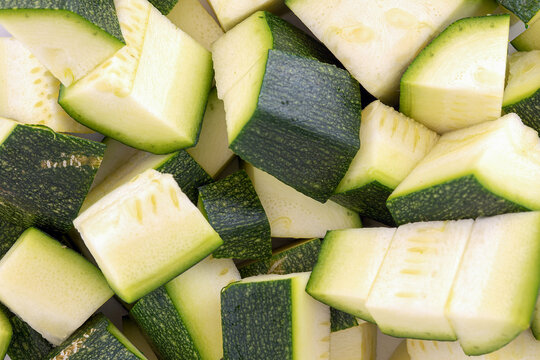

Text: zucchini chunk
xmin=46 ymin=314 xmax=146 ymax=359
xmin=512 ymin=17 xmax=540 ymax=51
xmin=0 ymin=38 xmax=89 ymax=133
xmin=387 ymin=113 xmax=540 ymax=225
xmin=0 ymin=306 xmax=11 ymax=360
xmin=238 ymin=238 xmax=321 ymax=278
xmin=186 ymin=89 xmax=235 ymax=178
xmin=532 ymin=295 xmax=540 ymax=340
xmin=330 ymin=309 xmax=377 ymax=360
xmin=496 ymin=0 xmax=538 ymax=24
xmin=0 ymin=0 xmax=124 ymax=86
xmin=447 ymin=212 xmax=540 ymax=355
xmin=307 ymin=228 xmax=396 ymax=322
xmin=208 ymin=0 xmax=287 ymax=31
xmin=199 ymin=171 xmax=272 ymax=260
xmin=400 ymin=15 xmax=509 ymax=133
xmin=221 ymin=273 xmax=330 ymax=360
xmin=286 ymin=0 xmax=498 ymax=105
xmin=503 ymin=51 xmax=540 ymax=131
xmin=0 ymin=117 xmax=104 ymax=233
xmin=122 ymin=317 xmax=158 ymax=360
xmin=246 ymin=164 xmax=361 ymax=239
xmin=0 ymin=228 xmax=113 ymax=345
xmin=332 ymin=101 xmax=439 ymax=225
xmin=60 ymin=0 xmax=214 ymax=154
xmin=74 ymin=169 xmax=222 ymax=303
xmin=167 ymin=0 xmax=223 ymax=51
xmin=131 ymin=256 xmax=240 ymax=360
xmin=366 ymin=220 xmax=473 ymax=341
xmin=90 ymin=138 xmax=140 ymax=189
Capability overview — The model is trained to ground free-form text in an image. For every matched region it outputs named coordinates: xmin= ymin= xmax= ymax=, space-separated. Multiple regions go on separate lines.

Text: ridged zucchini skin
xmin=149 ymin=0 xmax=179 ymax=15
xmin=231 ymin=50 xmax=361 ymax=203
xmin=331 ymin=308 xmax=358 ymax=333
xmin=0 ymin=0 xmax=124 ymax=43
xmin=503 ymin=89 xmax=540 ymax=132
xmin=199 ymin=171 xmax=271 ymax=260
xmin=496 ymin=0 xmax=539 ymax=23
xmin=238 ymin=238 xmax=321 ymax=278
xmin=0 ymin=219 xmax=24 ymax=260
xmin=387 ymin=175 xmax=528 ymax=225
xmin=332 ymin=181 xmax=395 ymax=225
xmin=46 ymin=314 xmax=144 ymax=359
xmin=0 ymin=124 xmax=105 ymax=232
xmin=130 ymin=287 xmax=201 ymax=360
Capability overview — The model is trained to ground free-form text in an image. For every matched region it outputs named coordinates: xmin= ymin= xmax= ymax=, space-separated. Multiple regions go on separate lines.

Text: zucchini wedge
xmin=0 ymin=228 xmax=113 ymax=345
xmin=512 ymin=18 xmax=540 ymax=51
xmin=0 ymin=0 xmax=124 ymax=86
xmin=400 ymin=15 xmax=509 ymax=133
xmin=0 ymin=306 xmax=11 ymax=360
xmin=330 ymin=309 xmax=377 ymax=360
xmin=208 ymin=0 xmax=286 ymax=31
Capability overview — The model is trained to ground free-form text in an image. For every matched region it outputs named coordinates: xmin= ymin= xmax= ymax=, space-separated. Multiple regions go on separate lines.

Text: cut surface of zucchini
xmin=208 ymin=0 xmax=286 ymax=31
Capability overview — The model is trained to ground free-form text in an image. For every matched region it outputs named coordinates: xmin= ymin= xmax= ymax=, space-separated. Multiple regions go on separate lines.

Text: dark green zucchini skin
xmin=387 ymin=175 xmax=529 ymax=225
xmin=130 ymin=287 xmax=201 ymax=360
xmin=503 ymin=89 xmax=540 ymax=132
xmin=221 ymin=279 xmax=294 ymax=360
xmin=0 ymin=0 xmax=125 ymax=42
xmin=46 ymin=314 xmax=144 ymax=359
xmin=0 ymin=124 xmax=105 ymax=233
xmin=238 ymin=238 xmax=321 ymax=278
xmin=199 ymin=170 xmax=271 ymax=260
xmin=148 ymin=0 xmax=178 ymax=15
xmin=332 ymin=181 xmax=396 ymax=226
xmin=496 ymin=0 xmax=539 ymax=23
xmin=330 ymin=308 xmax=358 ymax=333
xmin=231 ymin=50 xmax=361 ymax=203
xmin=0 ymin=219 xmax=25 ymax=260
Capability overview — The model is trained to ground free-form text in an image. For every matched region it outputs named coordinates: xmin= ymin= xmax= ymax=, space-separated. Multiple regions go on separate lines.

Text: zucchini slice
xmin=366 ymin=220 xmax=473 ymax=341
xmin=246 ymin=163 xmax=361 ymax=239
xmin=0 ymin=0 xmax=124 ymax=86
xmin=221 ymin=273 xmax=330 ymax=360
xmin=286 ymin=0 xmax=498 ymax=105
xmin=503 ymin=51 xmax=540 ymax=131
xmin=74 ymin=169 xmax=223 ymax=303
xmin=447 ymin=212 xmax=540 ymax=355
xmin=0 ymin=117 xmax=104 ymax=233
xmin=387 ymin=113 xmax=540 ymax=225
xmin=90 ymin=138 xmax=140 ymax=189
xmin=208 ymin=0 xmax=286 ymax=31
xmin=199 ymin=171 xmax=272 ymax=260
xmin=0 ymin=38 xmax=89 ymax=133
xmin=122 ymin=317 xmax=158 ymax=360
xmin=307 ymin=228 xmax=396 ymax=322
xmin=332 ymin=100 xmax=439 ymax=225
xmin=400 ymin=15 xmax=509 ymax=133
xmin=131 ymin=256 xmax=240 ymax=360
xmin=0 ymin=228 xmax=113 ymax=345
xmin=186 ymin=89 xmax=235 ymax=178
xmin=59 ymin=0 xmax=213 ymax=154
xmin=0 ymin=306 xmax=11 ymax=360
xmin=47 ymin=314 xmax=146 ymax=359
xmin=167 ymin=0 xmax=223 ymax=51
xmin=532 ymin=294 xmax=540 ymax=340
xmin=330 ymin=309 xmax=377 ymax=360
xmin=512 ymin=17 xmax=540 ymax=51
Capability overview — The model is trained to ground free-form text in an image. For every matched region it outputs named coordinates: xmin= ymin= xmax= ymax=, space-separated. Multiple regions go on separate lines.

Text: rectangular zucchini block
xmin=74 ymin=169 xmax=223 ymax=303
xmin=330 ymin=309 xmax=377 ymax=360
xmin=332 ymin=100 xmax=439 ymax=225
xmin=46 ymin=314 xmax=145 ymax=359
xmin=0 ymin=117 xmax=105 ymax=233
xmin=208 ymin=0 xmax=287 ymax=31
xmin=0 ymin=0 xmax=124 ymax=86
xmin=0 ymin=306 xmax=11 ymax=359
xmin=199 ymin=170 xmax=271 ymax=260
xmin=0 ymin=38 xmax=89 ymax=133
xmin=387 ymin=113 xmax=540 ymax=225
xmin=131 ymin=256 xmax=240 ymax=360
xmin=0 ymin=228 xmax=113 ymax=345
xmin=59 ymin=0 xmax=214 ymax=154
xmin=286 ymin=0 xmax=497 ymax=105
xmin=221 ymin=273 xmax=330 ymax=360
xmin=246 ymin=163 xmax=361 ymax=239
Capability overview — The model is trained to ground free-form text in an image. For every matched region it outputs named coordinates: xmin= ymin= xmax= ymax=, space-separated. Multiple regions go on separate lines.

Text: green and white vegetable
xmin=208 ymin=0 xmax=286 ymax=31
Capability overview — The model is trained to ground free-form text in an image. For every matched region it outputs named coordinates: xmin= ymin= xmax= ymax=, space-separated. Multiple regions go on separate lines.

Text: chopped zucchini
xmin=366 ymin=220 xmax=473 ymax=341
xmin=532 ymin=294 xmax=540 ymax=339
xmin=208 ymin=0 xmax=287 ymax=31
xmin=221 ymin=273 xmax=330 ymax=359
xmin=199 ymin=171 xmax=272 ymax=260
xmin=447 ymin=212 xmax=540 ymax=355
xmin=512 ymin=18 xmax=540 ymax=51
xmin=307 ymin=228 xmax=395 ymax=322
xmin=90 ymin=138 xmax=139 ymax=189
xmin=387 ymin=113 xmax=540 ymax=225
xmin=496 ymin=0 xmax=538 ymax=24
xmin=400 ymin=15 xmax=509 ymax=133
xmin=0 ymin=306 xmax=11 ymax=359
xmin=330 ymin=309 xmax=377 ymax=360
xmin=122 ymin=317 xmax=158 ymax=360
xmin=332 ymin=100 xmax=439 ymax=224
xmin=59 ymin=0 xmax=214 ymax=154
xmin=0 ymin=117 xmax=104 ymax=233
xmin=131 ymin=256 xmax=240 ymax=360
xmin=0 ymin=228 xmax=113 ymax=345
xmin=246 ymin=163 xmax=361 ymax=239
xmin=167 ymin=0 xmax=223 ymax=51
xmin=286 ymin=0 xmax=498 ymax=104
xmin=0 ymin=0 xmax=124 ymax=86
xmin=74 ymin=169 xmax=222 ymax=303
xmin=503 ymin=51 xmax=540 ymax=133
